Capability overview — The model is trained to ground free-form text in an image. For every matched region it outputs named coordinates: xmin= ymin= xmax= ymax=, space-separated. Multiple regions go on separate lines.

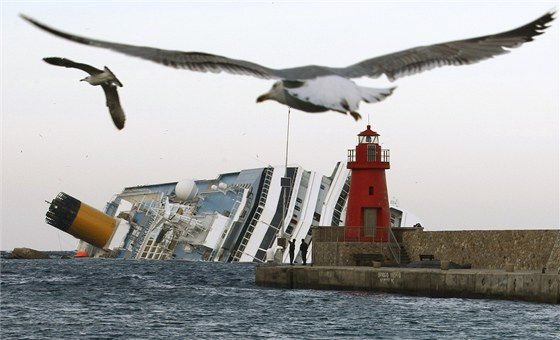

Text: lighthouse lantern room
xmin=345 ymin=125 xmax=391 ymax=242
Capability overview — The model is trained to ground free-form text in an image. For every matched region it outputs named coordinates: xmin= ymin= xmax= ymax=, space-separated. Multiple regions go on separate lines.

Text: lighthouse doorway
xmin=364 ymin=208 xmax=378 ymax=237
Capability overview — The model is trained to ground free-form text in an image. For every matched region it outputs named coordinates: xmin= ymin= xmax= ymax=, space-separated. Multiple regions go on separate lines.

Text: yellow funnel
xmin=46 ymin=192 xmax=117 ymax=249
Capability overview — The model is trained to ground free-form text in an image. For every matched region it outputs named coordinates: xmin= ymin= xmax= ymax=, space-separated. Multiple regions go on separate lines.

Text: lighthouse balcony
xmin=347 ymin=148 xmax=390 ymax=163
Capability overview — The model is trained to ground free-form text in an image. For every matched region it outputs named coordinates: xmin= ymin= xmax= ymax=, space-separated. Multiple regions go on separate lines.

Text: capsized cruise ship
xmin=49 ymin=162 xmax=422 ymax=263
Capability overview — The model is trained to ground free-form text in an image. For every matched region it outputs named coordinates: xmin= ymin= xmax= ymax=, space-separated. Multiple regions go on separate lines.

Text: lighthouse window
xmin=367 ymin=144 xmax=376 ymax=161
xmin=369 ymin=186 xmax=374 ymax=195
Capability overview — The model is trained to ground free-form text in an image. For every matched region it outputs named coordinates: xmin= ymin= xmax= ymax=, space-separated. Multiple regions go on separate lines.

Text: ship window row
xmin=234 ymin=168 xmax=273 ymax=259
xmin=332 ymin=214 xmax=341 ymax=226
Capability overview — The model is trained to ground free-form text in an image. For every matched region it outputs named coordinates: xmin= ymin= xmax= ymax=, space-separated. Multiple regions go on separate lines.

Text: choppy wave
xmin=1 ymin=259 xmax=558 ymax=339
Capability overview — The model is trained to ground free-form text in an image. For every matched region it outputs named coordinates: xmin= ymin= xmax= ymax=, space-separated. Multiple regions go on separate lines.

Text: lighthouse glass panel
xmin=359 ymin=135 xmax=378 ymax=144
xmin=367 ymin=144 xmax=376 ymax=161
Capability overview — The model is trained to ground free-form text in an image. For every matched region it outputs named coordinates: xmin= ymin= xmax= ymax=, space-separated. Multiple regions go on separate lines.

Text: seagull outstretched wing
xmin=43 ymin=57 xmax=102 ymax=76
xmin=25 ymin=12 xmax=555 ymax=121
xmin=22 ymin=12 xmax=554 ymax=81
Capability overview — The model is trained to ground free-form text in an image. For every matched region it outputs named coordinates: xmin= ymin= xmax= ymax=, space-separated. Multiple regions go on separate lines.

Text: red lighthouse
xmin=345 ymin=125 xmax=391 ymax=242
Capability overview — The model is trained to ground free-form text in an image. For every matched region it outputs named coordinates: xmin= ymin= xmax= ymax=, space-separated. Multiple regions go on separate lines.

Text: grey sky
xmin=1 ymin=1 xmax=558 ymax=251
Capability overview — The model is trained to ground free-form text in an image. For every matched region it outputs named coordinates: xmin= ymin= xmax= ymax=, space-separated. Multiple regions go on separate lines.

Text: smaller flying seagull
xmin=43 ymin=57 xmax=126 ymax=130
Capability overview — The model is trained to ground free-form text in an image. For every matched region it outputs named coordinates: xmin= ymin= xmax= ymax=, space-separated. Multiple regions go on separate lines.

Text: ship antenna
xmin=285 ymin=107 xmax=291 ymax=171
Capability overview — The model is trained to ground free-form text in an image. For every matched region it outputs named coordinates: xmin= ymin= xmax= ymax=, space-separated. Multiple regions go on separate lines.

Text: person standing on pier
xmin=300 ymin=239 xmax=308 ymax=265
xmin=288 ymin=239 xmax=296 ymax=265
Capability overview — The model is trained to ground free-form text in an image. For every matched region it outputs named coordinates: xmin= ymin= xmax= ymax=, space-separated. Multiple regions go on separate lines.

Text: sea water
xmin=1 ymin=259 xmax=558 ymax=339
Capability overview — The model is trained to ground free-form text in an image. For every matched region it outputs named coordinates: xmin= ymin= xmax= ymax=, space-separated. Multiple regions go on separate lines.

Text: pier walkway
xmin=255 ymin=265 xmax=559 ymax=304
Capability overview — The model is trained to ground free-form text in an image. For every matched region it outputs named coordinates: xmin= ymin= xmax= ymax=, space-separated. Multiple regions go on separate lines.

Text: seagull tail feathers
xmin=359 ymin=86 xmax=396 ymax=104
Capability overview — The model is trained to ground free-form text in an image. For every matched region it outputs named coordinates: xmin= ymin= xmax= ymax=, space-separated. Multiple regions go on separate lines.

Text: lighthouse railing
xmin=387 ymin=227 xmax=401 ymax=265
xmin=347 ymin=148 xmax=390 ymax=163
xmin=347 ymin=149 xmax=355 ymax=162
xmin=381 ymin=149 xmax=390 ymax=163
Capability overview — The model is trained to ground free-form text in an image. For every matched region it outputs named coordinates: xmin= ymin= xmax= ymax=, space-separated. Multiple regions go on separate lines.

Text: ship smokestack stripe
xmin=46 ymin=192 xmax=81 ymax=232
xmin=45 ymin=192 xmax=117 ymax=249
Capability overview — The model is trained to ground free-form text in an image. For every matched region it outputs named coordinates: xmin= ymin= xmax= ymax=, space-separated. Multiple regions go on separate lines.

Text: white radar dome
xmin=175 ymin=179 xmax=199 ymax=201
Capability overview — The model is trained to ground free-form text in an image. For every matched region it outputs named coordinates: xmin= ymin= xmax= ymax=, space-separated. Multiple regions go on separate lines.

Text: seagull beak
xmin=256 ymin=93 xmax=270 ymax=103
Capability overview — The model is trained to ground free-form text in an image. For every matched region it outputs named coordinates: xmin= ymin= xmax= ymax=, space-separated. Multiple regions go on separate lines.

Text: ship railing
xmin=136 ymin=212 xmax=166 ymax=259
xmin=134 ymin=193 xmax=203 ymax=260
xmin=173 ymin=215 xmax=207 ymax=244
xmin=131 ymin=194 xmax=164 ymax=259
xmin=137 ymin=203 xmax=206 ymax=259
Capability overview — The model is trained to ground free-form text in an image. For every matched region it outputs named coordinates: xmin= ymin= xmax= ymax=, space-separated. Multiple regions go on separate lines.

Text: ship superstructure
xmin=65 ymin=161 xmax=421 ymax=263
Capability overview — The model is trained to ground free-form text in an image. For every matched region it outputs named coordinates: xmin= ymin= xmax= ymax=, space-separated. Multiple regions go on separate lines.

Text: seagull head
xmin=80 ymin=76 xmax=93 ymax=84
xmin=256 ymin=81 xmax=285 ymax=104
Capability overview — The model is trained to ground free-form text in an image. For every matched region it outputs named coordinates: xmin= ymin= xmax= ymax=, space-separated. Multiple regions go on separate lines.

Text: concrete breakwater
xmin=312 ymin=228 xmax=560 ymax=272
xmin=402 ymin=229 xmax=560 ymax=271
xmin=255 ymin=265 xmax=559 ymax=304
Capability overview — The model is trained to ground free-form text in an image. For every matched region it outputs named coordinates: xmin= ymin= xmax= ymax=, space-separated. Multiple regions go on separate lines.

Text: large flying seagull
xmin=43 ymin=57 xmax=126 ymax=130
xmin=21 ymin=12 xmax=555 ymax=121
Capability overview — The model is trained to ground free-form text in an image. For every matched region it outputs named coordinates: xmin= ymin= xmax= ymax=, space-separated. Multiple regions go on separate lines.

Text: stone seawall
xmin=402 ymin=230 xmax=560 ymax=272
xmin=313 ymin=241 xmax=395 ymax=266
xmin=312 ymin=227 xmax=560 ymax=272
xmin=256 ymin=265 xmax=560 ymax=304
xmin=312 ymin=227 xmax=396 ymax=266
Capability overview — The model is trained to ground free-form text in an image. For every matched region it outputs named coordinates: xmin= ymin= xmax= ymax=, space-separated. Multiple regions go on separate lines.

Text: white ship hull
xmin=75 ymin=162 xmax=422 ymax=263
